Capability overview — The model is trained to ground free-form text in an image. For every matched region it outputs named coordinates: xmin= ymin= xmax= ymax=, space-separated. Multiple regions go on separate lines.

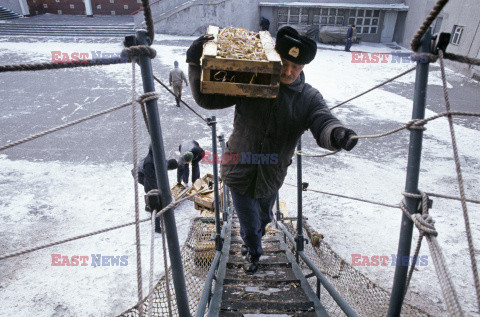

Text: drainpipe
xmin=84 ymin=0 xmax=93 ymax=17
xmin=18 ymin=0 xmax=30 ymax=16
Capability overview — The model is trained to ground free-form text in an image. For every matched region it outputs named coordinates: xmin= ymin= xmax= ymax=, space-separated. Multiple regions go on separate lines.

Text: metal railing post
xmin=296 ymin=137 xmax=304 ymax=262
xmin=218 ymin=134 xmax=228 ymax=221
xmin=387 ymin=29 xmax=432 ymax=316
xmin=135 ymin=30 xmax=191 ymax=317
xmin=208 ymin=116 xmax=223 ymax=251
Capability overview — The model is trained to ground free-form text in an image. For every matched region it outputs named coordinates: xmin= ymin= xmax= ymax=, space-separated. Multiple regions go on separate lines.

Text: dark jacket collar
xmin=280 ymin=71 xmax=305 ymax=93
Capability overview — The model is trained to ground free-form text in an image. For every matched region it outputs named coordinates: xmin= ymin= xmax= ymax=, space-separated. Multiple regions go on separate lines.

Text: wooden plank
xmin=202 ymin=56 xmax=281 ymax=73
xmin=201 ymin=81 xmax=279 ymax=98
xmin=259 ymin=30 xmax=282 ymax=63
xmin=203 ymin=25 xmax=219 ymax=58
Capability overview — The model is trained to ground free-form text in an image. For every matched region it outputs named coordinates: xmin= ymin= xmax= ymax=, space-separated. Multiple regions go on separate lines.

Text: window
xmin=313 ymin=7 xmax=345 ymax=26
xmin=433 ymin=17 xmax=443 ymax=34
xmin=58 ymin=10 xmax=62 ymax=14
xmin=451 ymin=25 xmax=464 ymax=45
xmin=350 ymin=9 xmax=379 ymax=34
xmin=278 ymin=7 xmax=308 ymax=26
xmin=97 ymin=4 xmax=101 ymax=9
xmin=124 ymin=5 xmax=128 ymax=9
xmin=43 ymin=3 xmax=48 ymax=8
xmin=70 ymin=4 xmax=74 ymax=9
xmin=110 ymin=0 xmax=115 ymax=3
xmin=111 ymin=11 xmax=116 ymax=15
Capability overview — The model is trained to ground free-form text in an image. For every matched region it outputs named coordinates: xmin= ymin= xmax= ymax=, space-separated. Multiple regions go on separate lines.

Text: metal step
xmin=219 ymin=218 xmax=318 ymax=316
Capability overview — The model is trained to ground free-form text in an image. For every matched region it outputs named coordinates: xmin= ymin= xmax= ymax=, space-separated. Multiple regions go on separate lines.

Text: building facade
xmin=0 ymin=0 xmax=142 ymax=16
xmin=399 ymin=0 xmax=480 ymax=79
xmin=259 ymin=1 xmax=408 ymax=42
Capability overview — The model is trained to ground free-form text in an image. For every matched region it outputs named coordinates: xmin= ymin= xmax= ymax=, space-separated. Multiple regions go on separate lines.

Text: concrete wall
xmin=400 ymin=0 xmax=480 ymax=76
xmin=0 ymin=0 xmax=23 ymax=15
xmin=259 ymin=0 xmax=404 ymax=4
xmin=135 ymin=0 xmax=261 ymax=35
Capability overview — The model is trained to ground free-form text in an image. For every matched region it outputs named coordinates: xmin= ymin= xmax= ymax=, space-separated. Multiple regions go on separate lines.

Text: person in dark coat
xmin=260 ymin=16 xmax=270 ymax=31
xmin=132 ymin=145 xmax=178 ymax=233
xmin=140 ymin=145 xmax=179 ymax=193
xmin=345 ymin=24 xmax=355 ymax=52
xmin=176 ymin=140 xmax=205 ymax=185
xmin=186 ymin=26 xmax=358 ymax=274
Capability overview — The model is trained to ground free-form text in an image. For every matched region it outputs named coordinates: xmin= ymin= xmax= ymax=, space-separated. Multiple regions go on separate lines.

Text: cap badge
xmin=288 ymin=46 xmax=300 ymax=58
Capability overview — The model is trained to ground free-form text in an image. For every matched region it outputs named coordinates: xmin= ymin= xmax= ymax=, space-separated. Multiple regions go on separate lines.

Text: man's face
xmin=280 ymin=58 xmax=304 ymax=85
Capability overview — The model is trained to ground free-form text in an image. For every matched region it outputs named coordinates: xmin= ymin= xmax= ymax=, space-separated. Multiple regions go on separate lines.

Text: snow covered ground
xmin=0 ymin=34 xmax=479 ymax=316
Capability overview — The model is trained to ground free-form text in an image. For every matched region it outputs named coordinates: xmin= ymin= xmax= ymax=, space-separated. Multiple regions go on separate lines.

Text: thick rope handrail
xmin=161 ymin=215 xmax=174 ymax=317
xmin=0 ymin=57 xmax=129 ymax=73
xmin=147 ymin=209 xmax=157 ymax=317
xmin=0 ymin=188 xmax=208 ymax=262
xmin=283 ymin=182 xmax=399 ymax=209
xmin=410 ymin=0 xmax=449 ymax=52
xmin=443 ymin=52 xmax=480 ymax=66
xmin=425 ymin=191 xmax=480 ymax=205
xmin=399 ymin=191 xmax=464 ymax=316
xmin=131 ymin=62 xmax=145 ymax=317
xmin=0 ymin=100 xmax=132 ymax=152
xmin=0 ymin=91 xmax=161 ymax=152
xmin=439 ymin=50 xmax=480 ymax=311
xmin=0 ymin=46 xmax=156 ymax=73
xmin=153 ymin=75 xmax=209 ymax=124
xmin=330 ymin=66 xmax=417 ymax=110
xmin=140 ymin=0 xmax=155 ymax=44
xmin=295 ymin=149 xmax=340 ymax=158
xmin=294 ymin=111 xmax=480 ymax=158
xmin=352 ymin=111 xmax=480 ymax=139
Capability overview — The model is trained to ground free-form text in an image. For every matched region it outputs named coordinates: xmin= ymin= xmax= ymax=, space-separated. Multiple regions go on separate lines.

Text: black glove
xmin=331 ymin=127 xmax=358 ymax=151
xmin=186 ymin=35 xmax=214 ymax=65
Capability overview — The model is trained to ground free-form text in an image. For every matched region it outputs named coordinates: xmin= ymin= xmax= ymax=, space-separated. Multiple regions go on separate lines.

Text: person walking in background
xmin=177 ymin=140 xmax=205 ymax=186
xmin=345 ymin=24 xmax=355 ymax=52
xmin=186 ymin=26 xmax=358 ymax=274
xmin=169 ymin=60 xmax=188 ymax=107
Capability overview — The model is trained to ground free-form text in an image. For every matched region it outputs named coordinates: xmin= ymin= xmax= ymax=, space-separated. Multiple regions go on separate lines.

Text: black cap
xmin=275 ymin=26 xmax=317 ymax=65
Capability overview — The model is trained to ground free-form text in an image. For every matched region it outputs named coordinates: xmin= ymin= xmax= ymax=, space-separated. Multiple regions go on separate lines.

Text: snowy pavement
xmin=0 ymin=34 xmax=479 ymax=316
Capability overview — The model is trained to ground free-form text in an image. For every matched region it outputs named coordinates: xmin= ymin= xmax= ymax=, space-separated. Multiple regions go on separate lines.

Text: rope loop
xmin=401 ymin=191 xmax=438 ymax=237
xmin=123 ymin=45 xmax=157 ymax=60
xmin=405 ymin=119 xmax=427 ymax=131
xmin=410 ymin=52 xmax=438 ymax=63
xmin=138 ymin=92 xmax=160 ymax=105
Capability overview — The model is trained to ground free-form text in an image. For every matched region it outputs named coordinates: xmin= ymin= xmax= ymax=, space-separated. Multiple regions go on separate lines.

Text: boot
xmin=243 ymin=252 xmax=259 ymax=274
xmin=241 ymin=244 xmax=248 ymax=256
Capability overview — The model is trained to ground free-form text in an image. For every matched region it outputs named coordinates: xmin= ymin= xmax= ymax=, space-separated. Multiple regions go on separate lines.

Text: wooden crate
xmin=187 ymin=173 xmax=223 ymax=211
xmin=200 ymin=25 xmax=282 ymax=99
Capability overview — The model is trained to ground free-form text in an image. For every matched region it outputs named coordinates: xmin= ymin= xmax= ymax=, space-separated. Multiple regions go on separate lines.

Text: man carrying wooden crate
xmin=186 ymin=26 xmax=358 ymax=274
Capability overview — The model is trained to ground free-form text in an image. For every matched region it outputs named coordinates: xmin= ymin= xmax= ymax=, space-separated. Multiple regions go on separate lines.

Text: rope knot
xmin=138 ymin=92 xmax=160 ymax=105
xmin=401 ymin=191 xmax=438 ymax=236
xmin=406 ymin=119 xmax=427 ymax=131
xmin=122 ymin=45 xmax=157 ymax=60
xmin=410 ymin=52 xmax=438 ymax=64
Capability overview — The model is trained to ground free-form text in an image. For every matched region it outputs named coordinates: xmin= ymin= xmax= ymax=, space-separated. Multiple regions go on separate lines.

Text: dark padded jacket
xmin=189 ymin=65 xmax=345 ymax=198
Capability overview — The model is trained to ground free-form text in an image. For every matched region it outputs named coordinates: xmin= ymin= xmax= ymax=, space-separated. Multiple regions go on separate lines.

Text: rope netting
xmin=118 ymin=217 xmax=220 ymax=317
xmin=281 ymin=220 xmax=434 ymax=316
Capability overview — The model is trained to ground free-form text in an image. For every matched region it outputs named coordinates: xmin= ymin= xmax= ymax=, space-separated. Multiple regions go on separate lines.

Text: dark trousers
xmin=345 ymin=39 xmax=352 ymax=51
xmin=180 ymin=161 xmax=200 ymax=184
xmin=230 ymin=189 xmax=277 ymax=258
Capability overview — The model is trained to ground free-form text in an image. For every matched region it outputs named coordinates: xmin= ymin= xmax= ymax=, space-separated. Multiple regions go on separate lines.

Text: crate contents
xmin=201 ymin=25 xmax=282 ymax=98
